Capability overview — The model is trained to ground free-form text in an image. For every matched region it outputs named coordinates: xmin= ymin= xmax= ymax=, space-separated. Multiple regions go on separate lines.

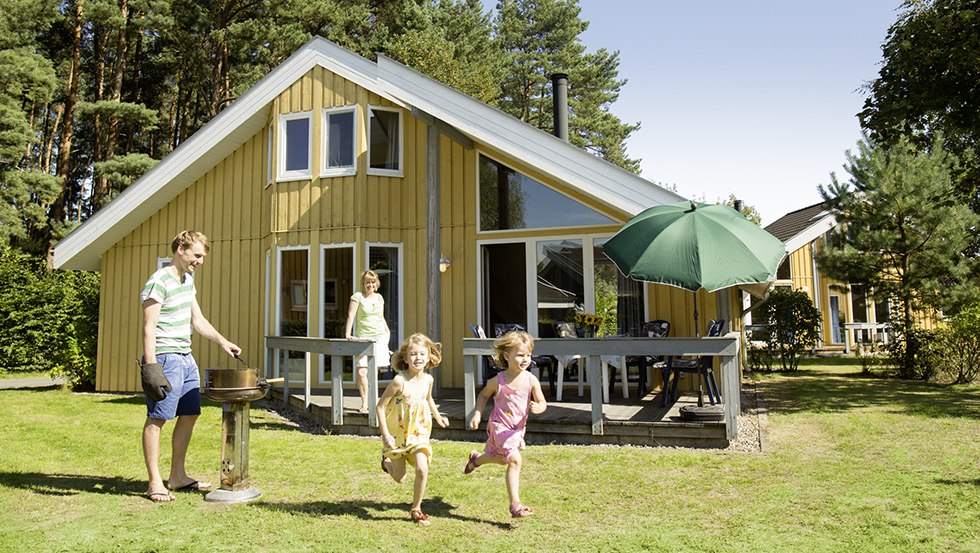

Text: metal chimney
xmin=551 ymin=73 xmax=569 ymax=141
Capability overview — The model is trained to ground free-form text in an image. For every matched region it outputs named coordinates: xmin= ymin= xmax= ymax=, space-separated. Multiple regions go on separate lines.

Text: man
xmin=140 ymin=230 xmax=240 ymax=502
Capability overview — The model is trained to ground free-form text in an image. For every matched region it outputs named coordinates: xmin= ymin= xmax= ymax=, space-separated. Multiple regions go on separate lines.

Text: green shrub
xmin=756 ymin=288 xmax=822 ymax=371
xmin=924 ymin=306 xmax=980 ymax=384
xmin=0 ymin=246 xmax=99 ymax=389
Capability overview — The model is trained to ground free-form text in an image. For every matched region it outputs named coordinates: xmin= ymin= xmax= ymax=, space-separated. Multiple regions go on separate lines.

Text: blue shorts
xmin=145 ymin=352 xmax=202 ymax=420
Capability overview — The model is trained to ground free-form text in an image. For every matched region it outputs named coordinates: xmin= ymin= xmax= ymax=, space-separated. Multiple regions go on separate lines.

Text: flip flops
xmin=410 ymin=509 xmax=431 ymax=526
xmin=463 ymin=451 xmax=480 ymax=474
xmin=146 ymin=491 xmax=175 ymax=503
xmin=509 ymin=502 xmax=533 ymax=518
xmin=168 ymin=479 xmax=211 ymax=491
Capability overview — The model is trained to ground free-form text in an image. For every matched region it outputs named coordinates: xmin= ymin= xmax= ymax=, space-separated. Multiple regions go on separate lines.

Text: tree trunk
xmin=48 ymin=0 xmax=85 ymax=233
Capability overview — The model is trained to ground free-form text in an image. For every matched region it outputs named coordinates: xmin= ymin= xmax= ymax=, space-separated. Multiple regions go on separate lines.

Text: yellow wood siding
xmin=93 ymin=66 xmax=707 ymax=392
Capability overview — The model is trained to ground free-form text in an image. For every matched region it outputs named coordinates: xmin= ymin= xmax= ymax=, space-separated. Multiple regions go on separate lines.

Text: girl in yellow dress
xmin=376 ymin=333 xmax=449 ymax=526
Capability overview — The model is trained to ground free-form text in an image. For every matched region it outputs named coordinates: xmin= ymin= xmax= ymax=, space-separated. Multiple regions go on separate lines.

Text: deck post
xmin=587 ymin=354 xmax=604 ymax=435
xmin=367 ymin=353 xmax=378 ymax=427
xmin=721 ymin=335 xmax=741 ymax=440
xmin=464 ymin=354 xmax=477 ymax=427
xmin=331 ymin=354 xmax=343 ymax=425
xmin=304 ymin=353 xmax=311 ymax=410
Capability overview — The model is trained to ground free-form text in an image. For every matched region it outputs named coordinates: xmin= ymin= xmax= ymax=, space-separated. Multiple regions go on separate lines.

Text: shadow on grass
xmin=936 ymin=478 xmax=980 ymax=486
xmin=760 ymin=368 xmax=980 ymax=419
xmin=0 ymin=471 xmax=144 ymax=497
xmin=257 ymin=495 xmax=513 ymax=529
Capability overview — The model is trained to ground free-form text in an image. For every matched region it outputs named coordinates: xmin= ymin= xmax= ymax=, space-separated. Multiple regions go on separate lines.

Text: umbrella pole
xmin=693 ymin=291 xmax=699 ymax=337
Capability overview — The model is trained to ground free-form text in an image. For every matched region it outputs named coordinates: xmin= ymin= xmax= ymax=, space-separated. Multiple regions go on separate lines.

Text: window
xmin=368 ymin=107 xmax=402 ymax=176
xmin=776 ymin=258 xmax=791 ymax=280
xmin=278 ymin=112 xmax=312 ymax=181
xmin=322 ymin=106 xmax=356 ymax=176
xmin=478 ymin=154 xmax=615 ymax=231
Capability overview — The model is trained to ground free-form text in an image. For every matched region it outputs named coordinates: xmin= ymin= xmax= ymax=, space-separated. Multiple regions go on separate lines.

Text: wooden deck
xmin=266 ymin=385 xmax=728 ymax=448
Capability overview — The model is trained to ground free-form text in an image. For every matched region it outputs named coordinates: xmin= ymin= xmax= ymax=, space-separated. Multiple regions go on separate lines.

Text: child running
xmin=464 ymin=330 xmax=547 ymax=518
xmin=377 ymin=333 xmax=449 ymax=526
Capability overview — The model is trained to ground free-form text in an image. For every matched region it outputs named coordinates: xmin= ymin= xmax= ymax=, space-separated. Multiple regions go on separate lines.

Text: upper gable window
xmin=478 ymin=154 xmax=615 ymax=231
xmin=278 ymin=112 xmax=312 ymax=181
xmin=368 ymin=106 xmax=402 ymax=176
xmin=322 ymin=106 xmax=357 ymax=176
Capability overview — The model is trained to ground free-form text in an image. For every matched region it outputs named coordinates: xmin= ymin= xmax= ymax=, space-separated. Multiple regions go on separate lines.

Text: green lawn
xmin=0 ymin=362 xmax=977 ymax=552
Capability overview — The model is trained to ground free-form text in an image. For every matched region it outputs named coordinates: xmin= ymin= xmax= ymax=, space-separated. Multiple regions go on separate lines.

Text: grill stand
xmin=204 ymin=400 xmax=263 ymax=504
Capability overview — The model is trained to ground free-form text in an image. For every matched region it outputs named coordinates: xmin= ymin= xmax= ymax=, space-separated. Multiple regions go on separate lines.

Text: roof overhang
xmin=54 ymin=36 xmax=682 ymax=271
xmin=784 ymin=212 xmax=836 ymax=254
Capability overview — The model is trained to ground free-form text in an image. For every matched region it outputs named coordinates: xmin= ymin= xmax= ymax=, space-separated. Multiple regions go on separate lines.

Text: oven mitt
xmin=141 ymin=362 xmax=171 ymax=401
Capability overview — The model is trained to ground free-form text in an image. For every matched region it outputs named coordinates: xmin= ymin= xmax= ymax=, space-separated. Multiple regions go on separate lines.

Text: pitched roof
xmin=54 ymin=36 xmax=683 ymax=271
xmin=764 ymin=201 xmax=836 ymax=253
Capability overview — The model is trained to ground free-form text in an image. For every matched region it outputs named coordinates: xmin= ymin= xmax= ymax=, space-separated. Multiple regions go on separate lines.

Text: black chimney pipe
xmin=551 ymin=73 xmax=569 ymax=141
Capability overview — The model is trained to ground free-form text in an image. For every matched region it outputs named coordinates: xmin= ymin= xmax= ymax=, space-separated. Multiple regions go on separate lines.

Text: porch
xmin=263 ymin=334 xmax=739 ymax=448
xmin=265 ymin=386 xmax=728 ymax=448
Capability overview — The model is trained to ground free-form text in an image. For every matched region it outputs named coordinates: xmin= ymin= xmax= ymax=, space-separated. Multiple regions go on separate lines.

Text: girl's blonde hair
xmin=360 ymin=269 xmax=379 ymax=292
xmin=492 ymin=330 xmax=534 ymax=370
xmin=390 ymin=333 xmax=442 ymax=372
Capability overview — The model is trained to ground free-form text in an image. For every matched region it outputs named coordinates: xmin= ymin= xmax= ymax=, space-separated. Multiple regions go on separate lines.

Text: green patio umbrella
xmin=604 ymin=200 xmax=786 ymax=334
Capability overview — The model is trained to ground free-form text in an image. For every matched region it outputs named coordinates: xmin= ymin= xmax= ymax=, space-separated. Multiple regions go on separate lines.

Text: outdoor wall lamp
xmin=439 ymin=254 xmax=451 ymax=273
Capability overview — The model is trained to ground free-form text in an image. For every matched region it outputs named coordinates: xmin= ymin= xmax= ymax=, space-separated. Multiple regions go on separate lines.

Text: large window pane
xmin=536 ymin=240 xmax=584 ymax=337
xmin=482 ymin=243 xmax=527 ymax=332
xmin=594 ymin=238 xmax=643 ymax=336
xmin=283 ymin=117 xmax=310 ymax=172
xmin=321 ymin=246 xmax=354 ymax=384
xmin=851 ymin=285 xmax=868 ymax=323
xmin=479 ymin=155 xmax=615 ymax=231
xmin=369 ymin=108 xmax=400 ymax=171
xmin=325 ymin=109 xmax=354 ymax=170
xmin=368 ymin=246 xmax=400 ymax=355
xmin=277 ymin=249 xmax=308 ymax=380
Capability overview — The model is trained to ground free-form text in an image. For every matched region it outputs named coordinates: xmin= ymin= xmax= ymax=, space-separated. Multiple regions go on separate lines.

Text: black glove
xmin=141 ymin=362 xmax=171 ymax=401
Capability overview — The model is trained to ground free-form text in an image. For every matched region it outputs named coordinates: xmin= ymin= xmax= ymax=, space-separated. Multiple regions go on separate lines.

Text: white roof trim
xmin=375 ymin=54 xmax=683 ymax=216
xmin=784 ymin=213 xmax=837 ymax=254
xmin=54 ymin=36 xmax=680 ymax=271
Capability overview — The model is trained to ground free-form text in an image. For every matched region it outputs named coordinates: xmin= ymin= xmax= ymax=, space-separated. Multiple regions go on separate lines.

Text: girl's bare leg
xmin=505 ymin=451 xmax=523 ymax=506
xmin=387 ymin=456 xmax=407 ymax=483
xmin=411 ymin=451 xmax=429 ymax=511
xmin=356 ymin=366 xmax=368 ymax=411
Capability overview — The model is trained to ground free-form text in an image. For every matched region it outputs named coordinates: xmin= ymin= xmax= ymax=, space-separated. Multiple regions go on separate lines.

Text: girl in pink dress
xmin=464 ymin=331 xmax=547 ymax=518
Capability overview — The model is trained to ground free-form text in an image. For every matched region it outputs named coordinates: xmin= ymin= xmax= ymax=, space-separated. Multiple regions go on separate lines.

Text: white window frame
xmin=277 ymin=111 xmax=313 ymax=182
xmin=367 ymin=106 xmax=403 ymax=177
xmin=156 ymin=257 xmax=172 ymax=270
xmin=365 ymin=241 xmax=404 ymax=350
xmin=474 ymin=233 xmax=647 ymax=340
xmin=273 ymin=245 xmax=311 ymax=379
xmin=321 ymin=105 xmax=358 ymax=177
xmin=318 ymin=243 xmax=357 ymax=385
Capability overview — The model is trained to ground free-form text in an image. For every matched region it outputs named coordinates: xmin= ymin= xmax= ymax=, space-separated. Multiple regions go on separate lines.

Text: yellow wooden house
xmin=54 ymin=36 xmax=737 ymax=394
xmin=763 ymin=202 xmax=936 ymax=354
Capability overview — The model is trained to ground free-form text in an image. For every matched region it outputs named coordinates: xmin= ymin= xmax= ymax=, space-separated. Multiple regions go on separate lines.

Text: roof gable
xmin=765 ymin=202 xmax=837 ymax=253
xmin=55 ymin=36 xmax=681 ymax=270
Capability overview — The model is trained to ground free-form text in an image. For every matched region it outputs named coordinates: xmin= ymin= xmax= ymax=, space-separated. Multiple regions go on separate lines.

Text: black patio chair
xmin=658 ymin=319 xmax=724 ymax=406
xmin=621 ymin=320 xmax=670 ymax=398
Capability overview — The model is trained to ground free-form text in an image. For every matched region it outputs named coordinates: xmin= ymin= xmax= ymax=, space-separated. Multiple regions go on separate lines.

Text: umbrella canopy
xmin=604 ymin=201 xmax=786 ymax=293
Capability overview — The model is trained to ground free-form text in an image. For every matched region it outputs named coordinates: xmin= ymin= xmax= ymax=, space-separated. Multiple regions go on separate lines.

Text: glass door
xmin=481 ymin=242 xmax=527 ymax=334
xmin=320 ymin=245 xmax=354 ymax=384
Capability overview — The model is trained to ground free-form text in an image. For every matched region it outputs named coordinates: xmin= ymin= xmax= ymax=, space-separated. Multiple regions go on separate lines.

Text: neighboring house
xmin=764 ymin=202 xmax=915 ymax=353
xmin=54 ymin=36 xmax=737 ymax=394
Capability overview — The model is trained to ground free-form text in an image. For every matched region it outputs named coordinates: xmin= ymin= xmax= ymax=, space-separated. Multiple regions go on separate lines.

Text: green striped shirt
xmin=141 ymin=268 xmax=195 ymax=354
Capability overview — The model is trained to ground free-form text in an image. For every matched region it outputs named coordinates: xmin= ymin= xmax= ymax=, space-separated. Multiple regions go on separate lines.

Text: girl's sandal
xmin=463 ymin=450 xmax=480 ymax=474
xmin=509 ymin=502 xmax=533 ymax=518
xmin=380 ymin=456 xmax=389 ymax=474
xmin=410 ymin=509 xmax=431 ymax=526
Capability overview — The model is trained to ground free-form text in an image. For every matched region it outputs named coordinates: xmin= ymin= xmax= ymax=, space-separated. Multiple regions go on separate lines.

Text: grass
xmin=0 ymin=362 xmax=977 ymax=552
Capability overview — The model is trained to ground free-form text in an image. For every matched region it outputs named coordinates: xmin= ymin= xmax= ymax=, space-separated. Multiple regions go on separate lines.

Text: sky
xmin=483 ymin=0 xmax=904 ymax=225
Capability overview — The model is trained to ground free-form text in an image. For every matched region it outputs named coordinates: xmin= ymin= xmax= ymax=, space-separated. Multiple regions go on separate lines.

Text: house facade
xmin=54 ymin=37 xmax=735 ymax=393
xmin=764 ymin=202 xmax=935 ymax=353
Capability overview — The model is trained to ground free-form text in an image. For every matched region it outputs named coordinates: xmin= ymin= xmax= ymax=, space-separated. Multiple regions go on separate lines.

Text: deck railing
xmin=265 ymin=333 xmax=742 ymax=441
xmin=264 ymin=336 xmax=377 ymax=426
xmin=463 ymin=333 xmax=741 ymax=439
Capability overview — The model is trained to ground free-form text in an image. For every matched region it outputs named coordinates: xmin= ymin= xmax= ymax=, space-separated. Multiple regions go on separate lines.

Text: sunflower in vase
xmin=574 ymin=311 xmax=603 ymax=337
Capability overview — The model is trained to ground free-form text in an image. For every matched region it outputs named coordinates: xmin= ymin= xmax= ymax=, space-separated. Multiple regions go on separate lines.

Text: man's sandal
xmin=463 ymin=450 xmax=480 ymax=474
xmin=510 ymin=502 xmax=533 ymax=518
xmin=410 ymin=509 xmax=431 ymax=526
